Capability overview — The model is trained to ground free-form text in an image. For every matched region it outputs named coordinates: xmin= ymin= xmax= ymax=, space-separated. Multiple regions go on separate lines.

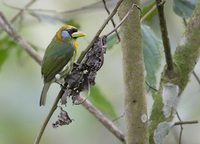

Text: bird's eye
xmin=67 ymin=28 xmax=78 ymax=35
xmin=71 ymin=28 xmax=78 ymax=33
xmin=61 ymin=30 xmax=71 ymax=39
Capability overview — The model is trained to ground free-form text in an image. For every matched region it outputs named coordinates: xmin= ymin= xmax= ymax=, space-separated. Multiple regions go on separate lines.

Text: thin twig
xmin=0 ymin=0 xmax=38 ymax=49
xmin=174 ymin=120 xmax=198 ymax=126
xmin=34 ymin=90 xmax=64 ymax=144
xmin=0 ymin=12 xmax=42 ymax=65
xmin=175 ymin=112 xmax=198 ymax=144
xmin=102 ymin=0 xmax=120 ymax=41
xmin=3 ymin=1 xmax=56 ymax=14
xmin=156 ymin=0 xmax=173 ymax=71
xmin=77 ymin=0 xmax=125 ymax=63
xmin=140 ymin=4 xmax=156 ymax=23
xmin=8 ymin=1 xmax=103 ymax=15
xmin=0 ymin=9 xmax=125 ymax=144
xmin=112 ymin=112 xmax=125 ymax=122
xmin=178 ymin=125 xmax=183 ymax=144
xmin=105 ymin=3 xmax=140 ymax=37
xmin=192 ymin=71 xmax=200 ymax=85
xmin=35 ymin=0 xmax=127 ymax=142
xmin=176 ymin=112 xmax=183 ymax=144
xmin=76 ymin=96 xmax=125 ymax=142
xmin=35 ymin=94 xmax=125 ymax=143
xmin=106 ymin=2 xmax=155 ymax=38
xmin=182 ymin=18 xmax=187 ymax=27
xmin=3 ymin=1 xmax=115 ymax=16
xmin=145 ymin=81 xmax=158 ymax=91
xmin=10 ymin=0 xmax=37 ymax=23
xmin=106 ymin=2 xmax=157 ymax=37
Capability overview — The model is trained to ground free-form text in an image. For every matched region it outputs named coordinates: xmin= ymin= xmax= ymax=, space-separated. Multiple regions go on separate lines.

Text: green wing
xmin=42 ymin=38 xmax=75 ymax=82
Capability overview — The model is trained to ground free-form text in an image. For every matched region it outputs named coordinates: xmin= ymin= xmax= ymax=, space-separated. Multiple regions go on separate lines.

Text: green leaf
xmin=0 ymin=47 xmax=10 ymax=70
xmin=0 ymin=36 xmax=15 ymax=70
xmin=106 ymin=1 xmax=157 ymax=50
xmin=141 ymin=1 xmax=157 ymax=21
xmin=142 ymin=25 xmax=163 ymax=88
xmin=106 ymin=33 xmax=119 ymax=50
xmin=104 ymin=25 xmax=162 ymax=88
xmin=89 ymin=86 xmax=117 ymax=118
xmin=173 ymin=0 xmax=196 ymax=18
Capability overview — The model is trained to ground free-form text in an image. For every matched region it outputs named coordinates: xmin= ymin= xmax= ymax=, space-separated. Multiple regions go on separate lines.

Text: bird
xmin=40 ymin=25 xmax=86 ymax=106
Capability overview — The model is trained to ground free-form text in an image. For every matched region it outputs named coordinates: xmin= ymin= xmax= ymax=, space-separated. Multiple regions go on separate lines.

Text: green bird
xmin=40 ymin=25 xmax=86 ymax=106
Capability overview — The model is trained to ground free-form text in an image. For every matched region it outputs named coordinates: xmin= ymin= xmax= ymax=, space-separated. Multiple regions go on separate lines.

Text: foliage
xmin=0 ymin=34 xmax=26 ymax=70
xmin=141 ymin=25 xmax=162 ymax=88
xmin=173 ymin=0 xmax=196 ymax=18
xmin=106 ymin=24 xmax=162 ymax=88
xmin=106 ymin=33 xmax=118 ymax=50
xmin=141 ymin=1 xmax=157 ymax=21
xmin=0 ymin=36 xmax=15 ymax=70
xmin=89 ymin=86 xmax=117 ymax=118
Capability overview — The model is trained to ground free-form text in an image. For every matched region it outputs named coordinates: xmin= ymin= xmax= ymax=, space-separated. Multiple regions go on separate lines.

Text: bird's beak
xmin=72 ymin=31 xmax=86 ymax=38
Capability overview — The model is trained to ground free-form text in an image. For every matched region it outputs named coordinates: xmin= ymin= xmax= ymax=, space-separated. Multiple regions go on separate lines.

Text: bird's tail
xmin=40 ymin=82 xmax=51 ymax=106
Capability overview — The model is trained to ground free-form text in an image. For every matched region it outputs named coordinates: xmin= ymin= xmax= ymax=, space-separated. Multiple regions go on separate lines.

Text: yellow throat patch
xmin=73 ymin=41 xmax=79 ymax=49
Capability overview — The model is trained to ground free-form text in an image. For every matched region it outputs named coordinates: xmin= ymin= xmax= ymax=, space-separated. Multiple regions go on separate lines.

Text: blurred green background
xmin=0 ymin=0 xmax=200 ymax=144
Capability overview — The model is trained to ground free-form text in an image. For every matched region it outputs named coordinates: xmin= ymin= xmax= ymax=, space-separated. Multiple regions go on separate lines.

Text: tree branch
xmin=156 ymin=0 xmax=173 ymax=71
xmin=34 ymin=90 xmax=64 ymax=144
xmin=76 ymin=96 xmax=125 ymax=142
xmin=149 ymin=1 xmax=200 ymax=143
xmin=106 ymin=3 xmax=140 ymax=37
xmin=0 ymin=0 xmax=36 ymax=35
xmin=182 ymin=18 xmax=200 ymax=86
xmin=102 ymin=0 xmax=120 ymax=41
xmin=0 ymin=12 xmax=42 ymax=65
xmin=140 ymin=3 xmax=156 ymax=23
xmin=175 ymin=112 xmax=198 ymax=144
xmin=35 ymin=92 xmax=126 ymax=144
xmin=10 ymin=0 xmax=37 ymax=23
xmin=174 ymin=120 xmax=198 ymax=126
xmin=77 ymin=0 xmax=125 ymax=63
xmin=118 ymin=0 xmax=147 ymax=143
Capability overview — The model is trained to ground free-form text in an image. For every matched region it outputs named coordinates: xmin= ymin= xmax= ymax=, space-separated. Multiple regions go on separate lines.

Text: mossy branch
xmin=149 ymin=1 xmax=200 ymax=143
xmin=174 ymin=8 xmax=200 ymax=91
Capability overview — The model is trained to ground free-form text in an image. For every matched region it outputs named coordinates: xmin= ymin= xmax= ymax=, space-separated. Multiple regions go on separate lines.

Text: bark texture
xmin=118 ymin=0 xmax=148 ymax=144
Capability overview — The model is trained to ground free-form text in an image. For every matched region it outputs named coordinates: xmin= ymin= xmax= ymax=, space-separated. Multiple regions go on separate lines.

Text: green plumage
xmin=39 ymin=25 xmax=86 ymax=106
xmin=40 ymin=38 xmax=75 ymax=106
xmin=42 ymin=38 xmax=75 ymax=82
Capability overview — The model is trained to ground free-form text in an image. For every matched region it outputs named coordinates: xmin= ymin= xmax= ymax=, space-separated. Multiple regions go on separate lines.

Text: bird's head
xmin=55 ymin=25 xmax=86 ymax=42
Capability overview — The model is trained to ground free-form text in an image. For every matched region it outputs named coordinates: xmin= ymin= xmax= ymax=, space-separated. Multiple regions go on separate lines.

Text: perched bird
xmin=40 ymin=25 xmax=86 ymax=106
